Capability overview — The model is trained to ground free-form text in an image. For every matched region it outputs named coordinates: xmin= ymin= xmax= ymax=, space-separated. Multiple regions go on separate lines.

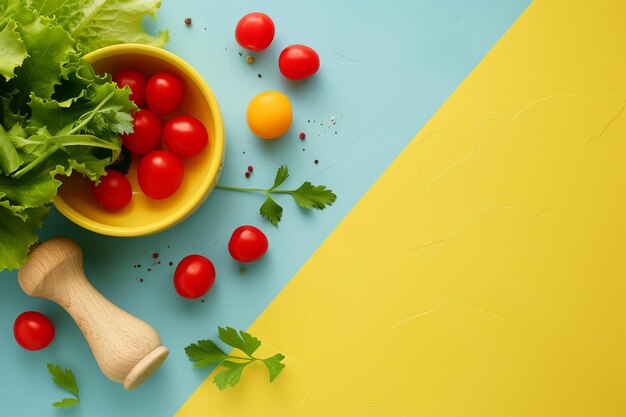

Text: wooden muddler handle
xmin=18 ymin=237 xmax=168 ymax=390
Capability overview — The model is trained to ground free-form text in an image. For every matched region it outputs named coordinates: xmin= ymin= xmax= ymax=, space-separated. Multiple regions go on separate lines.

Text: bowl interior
xmin=55 ymin=46 xmax=224 ymax=236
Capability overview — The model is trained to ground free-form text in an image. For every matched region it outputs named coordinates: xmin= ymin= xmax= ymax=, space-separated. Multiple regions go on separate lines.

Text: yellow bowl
xmin=54 ymin=44 xmax=225 ymax=236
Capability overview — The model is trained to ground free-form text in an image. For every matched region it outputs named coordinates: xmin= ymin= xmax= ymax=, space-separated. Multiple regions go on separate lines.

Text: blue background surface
xmin=0 ymin=1 xmax=530 ymax=415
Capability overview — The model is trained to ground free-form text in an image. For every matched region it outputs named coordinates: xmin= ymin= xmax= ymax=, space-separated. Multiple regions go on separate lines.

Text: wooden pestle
xmin=18 ymin=237 xmax=168 ymax=390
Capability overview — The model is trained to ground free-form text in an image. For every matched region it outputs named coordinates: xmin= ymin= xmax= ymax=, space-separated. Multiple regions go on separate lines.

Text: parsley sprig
xmin=216 ymin=165 xmax=337 ymax=225
xmin=47 ymin=363 xmax=80 ymax=408
xmin=185 ymin=326 xmax=286 ymax=390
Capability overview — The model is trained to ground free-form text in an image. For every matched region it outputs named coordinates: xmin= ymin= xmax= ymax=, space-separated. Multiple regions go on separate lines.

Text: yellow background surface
xmin=177 ymin=0 xmax=626 ymax=415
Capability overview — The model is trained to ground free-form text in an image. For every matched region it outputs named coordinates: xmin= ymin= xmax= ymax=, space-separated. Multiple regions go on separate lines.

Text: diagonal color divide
xmin=177 ymin=0 xmax=626 ymax=415
xmin=0 ymin=1 xmax=532 ymax=416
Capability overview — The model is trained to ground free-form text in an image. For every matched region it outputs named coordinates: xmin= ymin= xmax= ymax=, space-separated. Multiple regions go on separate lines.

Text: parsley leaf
xmin=259 ymin=195 xmax=283 ymax=225
xmin=271 ymin=165 xmax=289 ymax=189
xmin=185 ymin=327 xmax=286 ymax=390
xmin=263 ymin=353 xmax=286 ymax=382
xmin=216 ymin=165 xmax=336 ymax=225
xmin=291 ymin=181 xmax=337 ymax=209
xmin=47 ymin=363 xmax=80 ymax=408
xmin=213 ymin=361 xmax=248 ymax=391
xmin=218 ymin=326 xmax=261 ymax=356
xmin=185 ymin=340 xmax=228 ymax=368
xmin=52 ymin=398 xmax=80 ymax=408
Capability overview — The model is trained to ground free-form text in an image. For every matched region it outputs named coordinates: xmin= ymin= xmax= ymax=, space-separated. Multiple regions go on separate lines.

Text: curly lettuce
xmin=0 ymin=0 xmax=167 ymax=270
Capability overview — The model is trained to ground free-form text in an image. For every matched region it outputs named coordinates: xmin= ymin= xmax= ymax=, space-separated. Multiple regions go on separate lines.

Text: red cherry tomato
xmin=113 ymin=69 xmax=146 ymax=107
xmin=235 ymin=12 xmax=275 ymax=51
xmin=121 ymin=109 xmax=162 ymax=155
xmin=137 ymin=150 xmax=184 ymax=199
xmin=92 ymin=169 xmax=132 ymax=210
xmin=278 ymin=45 xmax=320 ymax=80
xmin=14 ymin=311 xmax=55 ymax=351
xmin=145 ymin=73 xmax=184 ymax=115
xmin=174 ymin=255 xmax=216 ymax=299
xmin=228 ymin=225 xmax=268 ymax=263
xmin=163 ymin=116 xmax=208 ymax=158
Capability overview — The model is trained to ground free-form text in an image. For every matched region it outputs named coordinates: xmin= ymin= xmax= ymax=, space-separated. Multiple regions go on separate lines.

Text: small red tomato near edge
xmin=92 ymin=169 xmax=132 ymax=210
xmin=235 ymin=12 xmax=275 ymax=51
xmin=137 ymin=150 xmax=184 ymax=200
xmin=146 ymin=73 xmax=184 ymax=115
xmin=163 ymin=115 xmax=208 ymax=158
xmin=279 ymin=44 xmax=320 ymax=80
xmin=228 ymin=225 xmax=268 ymax=263
xmin=174 ymin=255 xmax=216 ymax=299
xmin=121 ymin=109 xmax=162 ymax=155
xmin=14 ymin=311 xmax=55 ymax=351
xmin=113 ymin=69 xmax=146 ymax=107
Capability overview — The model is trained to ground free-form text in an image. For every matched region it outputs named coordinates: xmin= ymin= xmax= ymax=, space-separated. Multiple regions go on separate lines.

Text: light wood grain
xmin=18 ymin=237 xmax=168 ymax=390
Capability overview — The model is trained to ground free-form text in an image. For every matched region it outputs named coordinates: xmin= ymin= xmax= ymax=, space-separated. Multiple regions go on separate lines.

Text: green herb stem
xmin=226 ymin=355 xmax=257 ymax=362
xmin=11 ymin=135 xmax=120 ymax=179
xmin=66 ymin=91 xmax=115 ymax=136
xmin=11 ymin=145 xmax=59 ymax=179
xmin=10 ymin=90 xmax=118 ymax=180
xmin=216 ymin=185 xmax=296 ymax=195
xmin=215 ymin=165 xmax=336 ymax=225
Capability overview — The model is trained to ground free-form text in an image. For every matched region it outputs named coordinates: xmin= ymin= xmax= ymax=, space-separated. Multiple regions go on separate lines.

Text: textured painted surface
xmin=177 ymin=0 xmax=626 ymax=415
xmin=0 ymin=1 xmax=530 ymax=416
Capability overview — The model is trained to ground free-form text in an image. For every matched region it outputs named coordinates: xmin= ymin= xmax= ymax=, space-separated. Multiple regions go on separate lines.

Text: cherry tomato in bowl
xmin=146 ymin=73 xmax=184 ymax=115
xmin=113 ymin=69 xmax=146 ymax=107
xmin=137 ymin=150 xmax=184 ymax=200
xmin=14 ymin=311 xmax=55 ymax=351
xmin=121 ymin=109 xmax=162 ymax=155
xmin=92 ymin=169 xmax=132 ymax=210
xmin=164 ymin=116 xmax=208 ymax=158
xmin=174 ymin=255 xmax=216 ymax=299
xmin=228 ymin=225 xmax=268 ymax=263
xmin=235 ymin=12 xmax=275 ymax=51
xmin=279 ymin=44 xmax=320 ymax=80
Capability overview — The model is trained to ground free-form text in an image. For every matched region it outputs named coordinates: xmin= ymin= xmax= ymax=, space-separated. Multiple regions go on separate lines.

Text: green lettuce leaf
xmin=29 ymin=0 xmax=168 ymax=53
xmin=0 ymin=202 xmax=48 ymax=270
xmin=0 ymin=0 xmax=21 ymax=27
xmin=29 ymin=63 xmax=135 ymax=137
xmin=0 ymin=20 xmax=28 ymax=81
xmin=0 ymin=0 xmax=167 ymax=271
xmin=12 ymin=8 xmax=75 ymax=106
xmin=0 ymin=175 xmax=59 ymax=209
xmin=0 ymin=125 xmax=21 ymax=174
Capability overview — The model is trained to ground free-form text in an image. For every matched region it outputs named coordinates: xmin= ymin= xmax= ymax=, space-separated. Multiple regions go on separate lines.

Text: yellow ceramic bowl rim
xmin=53 ymin=44 xmax=225 ymax=237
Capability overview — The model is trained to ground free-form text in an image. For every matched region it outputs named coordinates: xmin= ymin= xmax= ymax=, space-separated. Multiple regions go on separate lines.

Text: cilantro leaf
xmin=271 ymin=164 xmax=289 ymax=190
xmin=218 ymin=326 xmax=261 ymax=357
xmin=185 ymin=327 xmax=286 ymax=390
xmin=262 ymin=353 xmax=286 ymax=382
xmin=291 ymin=181 xmax=337 ymax=210
xmin=185 ymin=340 xmax=228 ymax=368
xmin=216 ymin=165 xmax=336 ymax=225
xmin=259 ymin=195 xmax=282 ymax=226
xmin=47 ymin=363 xmax=80 ymax=408
xmin=213 ymin=360 xmax=248 ymax=391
